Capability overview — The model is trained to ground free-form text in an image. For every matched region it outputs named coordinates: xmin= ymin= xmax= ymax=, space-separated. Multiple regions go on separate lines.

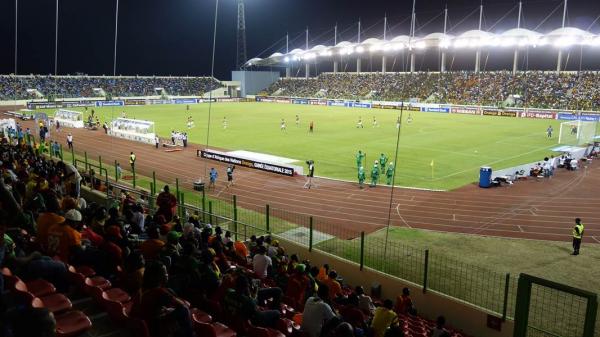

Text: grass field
xmin=46 ymin=102 xmax=565 ymax=190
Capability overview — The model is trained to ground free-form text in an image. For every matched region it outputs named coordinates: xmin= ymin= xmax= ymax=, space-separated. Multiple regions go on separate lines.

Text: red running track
xmin=9 ymin=111 xmax=600 ymax=243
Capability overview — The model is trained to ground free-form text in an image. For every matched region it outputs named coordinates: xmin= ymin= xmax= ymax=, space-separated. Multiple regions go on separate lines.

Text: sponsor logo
xmin=95 ymin=100 xmax=124 ymax=107
xmin=520 ymin=111 xmax=556 ymax=119
xmin=199 ymin=150 xmax=295 ymax=176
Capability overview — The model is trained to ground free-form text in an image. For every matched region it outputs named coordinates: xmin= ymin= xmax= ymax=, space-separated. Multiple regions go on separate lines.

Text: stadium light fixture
xmin=284 ymin=56 xmax=290 ymax=62
xmin=439 ymin=39 xmax=451 ymax=49
xmin=415 ymin=41 xmax=426 ymax=49
xmin=392 ymin=43 xmax=404 ymax=51
xmin=355 ymin=46 xmax=365 ymax=53
xmin=554 ymin=36 xmax=576 ymax=48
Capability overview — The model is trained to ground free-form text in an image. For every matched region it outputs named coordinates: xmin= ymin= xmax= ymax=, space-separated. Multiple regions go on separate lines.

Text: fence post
xmin=175 ymin=178 xmax=180 ymax=204
xmin=114 ymin=160 xmax=119 ymax=182
xmin=266 ymin=204 xmax=270 ymax=233
xmin=359 ymin=231 xmax=365 ymax=271
xmin=502 ymin=273 xmax=510 ymax=321
xmin=98 ymin=156 xmax=103 ymax=171
xmin=132 ymin=165 xmax=136 ymax=188
xmin=208 ymin=201 xmax=213 ymax=226
xmin=180 ymin=192 xmax=186 ymax=219
xmin=309 ymin=216 xmax=313 ymax=252
xmin=84 ymin=151 xmax=88 ymax=171
xmin=152 ymin=171 xmax=157 ymax=195
xmin=59 ymin=144 xmax=63 ymax=161
xmin=202 ymin=188 xmax=206 ymax=223
xmin=233 ymin=195 xmax=238 ymax=241
xmin=71 ymin=145 xmax=75 ymax=165
xmin=423 ymin=250 xmax=429 ymax=293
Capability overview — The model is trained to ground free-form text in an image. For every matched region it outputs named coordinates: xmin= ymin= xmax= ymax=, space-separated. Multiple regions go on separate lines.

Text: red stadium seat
xmin=84 ymin=276 xmax=111 ymax=292
xmin=195 ymin=322 xmax=237 ymax=337
xmin=54 ymin=310 xmax=93 ymax=337
xmin=275 ymin=318 xmax=300 ymax=337
xmin=248 ymin=326 xmax=286 ymax=337
xmin=191 ymin=307 xmax=213 ymax=325
xmin=74 ymin=265 xmax=96 ymax=278
xmin=102 ymin=287 xmax=132 ymax=304
xmin=31 ymin=294 xmax=73 ymax=314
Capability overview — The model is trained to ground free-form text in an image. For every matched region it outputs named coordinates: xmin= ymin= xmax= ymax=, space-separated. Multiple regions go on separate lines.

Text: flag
xmin=430 ymin=160 xmax=434 ymax=167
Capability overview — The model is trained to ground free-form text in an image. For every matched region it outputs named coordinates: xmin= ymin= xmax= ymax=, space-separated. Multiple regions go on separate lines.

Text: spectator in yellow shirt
xmin=370 ymin=299 xmax=397 ymax=337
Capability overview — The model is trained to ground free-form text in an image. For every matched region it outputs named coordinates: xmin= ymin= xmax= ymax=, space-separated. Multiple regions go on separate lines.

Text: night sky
xmin=1 ymin=0 xmax=599 ymax=79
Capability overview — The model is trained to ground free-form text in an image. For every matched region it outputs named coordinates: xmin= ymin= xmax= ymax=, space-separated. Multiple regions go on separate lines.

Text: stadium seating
xmin=266 ymin=71 xmax=600 ymax=110
xmin=0 ymin=137 xmax=475 ymax=337
xmin=0 ymin=75 xmax=221 ymax=100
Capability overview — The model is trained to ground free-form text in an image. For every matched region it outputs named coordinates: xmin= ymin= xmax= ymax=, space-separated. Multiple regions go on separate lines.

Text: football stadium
xmin=1 ymin=1 xmax=600 ymax=337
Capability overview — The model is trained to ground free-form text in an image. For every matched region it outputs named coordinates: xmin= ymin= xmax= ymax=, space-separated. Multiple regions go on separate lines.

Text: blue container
xmin=479 ymin=166 xmax=492 ymax=188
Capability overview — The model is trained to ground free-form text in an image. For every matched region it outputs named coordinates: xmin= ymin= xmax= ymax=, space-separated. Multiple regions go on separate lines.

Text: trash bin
xmin=193 ymin=181 xmax=205 ymax=192
xmin=479 ymin=166 xmax=492 ymax=188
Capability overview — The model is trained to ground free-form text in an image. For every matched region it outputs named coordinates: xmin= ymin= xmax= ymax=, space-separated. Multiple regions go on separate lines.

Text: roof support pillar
xmin=382 ymin=56 xmax=386 ymax=73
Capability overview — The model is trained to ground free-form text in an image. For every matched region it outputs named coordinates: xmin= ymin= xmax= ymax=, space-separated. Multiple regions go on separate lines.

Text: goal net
xmin=558 ymin=120 xmax=598 ymax=145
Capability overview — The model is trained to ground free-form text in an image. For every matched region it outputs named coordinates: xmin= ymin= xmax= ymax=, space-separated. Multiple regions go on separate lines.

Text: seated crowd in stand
xmin=266 ymin=71 xmax=600 ymax=110
xmin=0 ymin=138 xmax=468 ymax=337
xmin=0 ymin=75 xmax=221 ymax=100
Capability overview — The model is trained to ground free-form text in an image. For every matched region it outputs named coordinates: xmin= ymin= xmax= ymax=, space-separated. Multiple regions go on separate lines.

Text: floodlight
xmin=392 ymin=43 xmax=404 ymax=51
xmin=284 ymin=56 xmax=290 ymax=62
xmin=500 ymin=38 xmax=516 ymax=47
xmin=369 ymin=45 xmax=381 ymax=52
xmin=355 ymin=46 xmax=365 ymax=53
xmin=415 ymin=41 xmax=426 ymax=49
xmin=554 ymin=37 xmax=576 ymax=48
xmin=383 ymin=44 xmax=393 ymax=52
xmin=439 ymin=39 xmax=451 ymax=49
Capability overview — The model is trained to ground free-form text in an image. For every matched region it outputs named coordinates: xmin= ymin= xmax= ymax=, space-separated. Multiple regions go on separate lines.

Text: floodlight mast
xmin=333 ymin=24 xmax=338 ymax=73
xmin=305 ymin=27 xmax=309 ymax=78
xmin=285 ymin=33 xmax=290 ymax=78
xmin=513 ymin=1 xmax=522 ymax=75
xmin=441 ymin=6 xmax=448 ymax=72
xmin=236 ymin=0 xmax=247 ymax=69
xmin=475 ymin=2 xmax=483 ymax=73
xmin=409 ymin=0 xmax=416 ymax=73
xmin=55 ymin=0 xmax=59 ymax=75
xmin=357 ymin=19 xmax=361 ymax=73
xmin=382 ymin=15 xmax=387 ymax=73
xmin=557 ymin=0 xmax=568 ymax=72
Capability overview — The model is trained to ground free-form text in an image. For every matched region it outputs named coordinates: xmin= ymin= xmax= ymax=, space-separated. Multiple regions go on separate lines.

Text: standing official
xmin=66 ymin=133 xmax=73 ymax=149
xmin=304 ymin=161 xmax=314 ymax=189
xmin=129 ymin=152 xmax=136 ymax=171
xmin=572 ymin=218 xmax=585 ymax=255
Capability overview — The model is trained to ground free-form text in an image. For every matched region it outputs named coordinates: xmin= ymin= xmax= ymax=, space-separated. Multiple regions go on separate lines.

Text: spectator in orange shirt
xmin=46 ymin=209 xmax=82 ymax=263
xmin=156 ymin=185 xmax=177 ymax=222
xmin=317 ymin=264 xmax=330 ymax=283
xmin=322 ymin=270 xmax=343 ymax=300
xmin=140 ymin=227 xmax=165 ymax=262
xmin=35 ymin=195 xmax=64 ymax=251
xmin=394 ymin=287 xmax=415 ymax=315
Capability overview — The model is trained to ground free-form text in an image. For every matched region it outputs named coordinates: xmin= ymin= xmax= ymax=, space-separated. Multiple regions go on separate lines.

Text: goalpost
xmin=558 ymin=120 xmax=598 ymax=145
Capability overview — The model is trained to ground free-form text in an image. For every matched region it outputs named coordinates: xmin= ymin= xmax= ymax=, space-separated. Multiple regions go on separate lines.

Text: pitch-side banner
xmin=198 ymin=150 xmax=295 ymax=176
xmin=95 ymin=100 xmax=124 ymax=107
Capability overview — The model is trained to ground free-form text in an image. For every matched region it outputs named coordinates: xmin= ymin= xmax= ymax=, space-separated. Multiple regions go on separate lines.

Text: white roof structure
xmin=245 ymin=26 xmax=600 ymax=67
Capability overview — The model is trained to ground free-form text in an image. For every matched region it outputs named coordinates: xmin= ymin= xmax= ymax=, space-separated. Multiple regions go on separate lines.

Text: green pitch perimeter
xmin=49 ymin=102 xmax=563 ymax=190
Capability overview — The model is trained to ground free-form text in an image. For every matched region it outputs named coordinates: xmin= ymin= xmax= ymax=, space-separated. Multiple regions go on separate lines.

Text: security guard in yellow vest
xmin=572 ymin=218 xmax=584 ymax=255
xmin=129 ymin=152 xmax=136 ymax=171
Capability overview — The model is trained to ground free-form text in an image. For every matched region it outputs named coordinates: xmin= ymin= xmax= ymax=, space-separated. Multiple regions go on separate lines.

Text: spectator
xmin=302 ymin=284 xmax=337 ymax=337
xmin=322 ymin=270 xmax=343 ymax=300
xmin=156 ymin=185 xmax=177 ymax=222
xmin=130 ymin=261 xmax=194 ymax=337
xmin=140 ymin=226 xmax=165 ymax=261
xmin=430 ymin=316 xmax=450 ymax=337
xmin=355 ymin=285 xmax=376 ymax=315
xmin=252 ymin=245 xmax=272 ymax=279
xmin=394 ymin=287 xmax=415 ymax=315
xmin=371 ymin=299 xmax=398 ymax=337
xmin=46 ymin=209 xmax=83 ymax=263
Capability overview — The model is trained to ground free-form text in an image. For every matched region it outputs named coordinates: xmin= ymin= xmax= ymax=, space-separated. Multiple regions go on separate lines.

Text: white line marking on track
xmin=453 ymin=214 xmax=456 ymax=222
xmin=395 ymin=204 xmax=412 ymax=228
xmin=592 ymin=236 xmax=600 ymax=244
xmin=517 ymin=225 xmax=525 ymax=233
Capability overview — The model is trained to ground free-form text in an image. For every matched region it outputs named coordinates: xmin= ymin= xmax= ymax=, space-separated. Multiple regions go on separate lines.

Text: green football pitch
xmin=48 ymin=102 xmax=563 ymax=190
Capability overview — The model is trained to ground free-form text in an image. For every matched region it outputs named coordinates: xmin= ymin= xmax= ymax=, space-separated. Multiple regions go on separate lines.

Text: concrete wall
xmin=232 ymin=71 xmax=280 ymax=97
xmin=279 ymin=239 xmax=515 ymax=337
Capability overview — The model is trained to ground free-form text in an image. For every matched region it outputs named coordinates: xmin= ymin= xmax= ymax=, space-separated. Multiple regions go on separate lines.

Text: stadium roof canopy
xmin=245 ymin=26 xmax=600 ymax=67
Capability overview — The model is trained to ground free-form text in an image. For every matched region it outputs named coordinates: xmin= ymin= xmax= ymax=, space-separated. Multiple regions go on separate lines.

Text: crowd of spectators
xmin=0 ymin=134 xmax=464 ymax=337
xmin=266 ymin=71 xmax=600 ymax=110
xmin=0 ymin=75 xmax=221 ymax=100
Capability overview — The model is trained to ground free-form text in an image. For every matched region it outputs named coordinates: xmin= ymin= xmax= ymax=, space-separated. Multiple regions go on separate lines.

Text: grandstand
xmin=0 ymin=75 xmax=221 ymax=100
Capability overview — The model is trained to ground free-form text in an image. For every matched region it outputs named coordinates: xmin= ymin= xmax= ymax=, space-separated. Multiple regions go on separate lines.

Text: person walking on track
xmin=129 ymin=152 xmax=136 ymax=171
xmin=67 ymin=133 xmax=73 ymax=149
xmin=572 ymin=218 xmax=585 ymax=255
xmin=226 ymin=165 xmax=235 ymax=188
xmin=209 ymin=167 xmax=218 ymax=190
